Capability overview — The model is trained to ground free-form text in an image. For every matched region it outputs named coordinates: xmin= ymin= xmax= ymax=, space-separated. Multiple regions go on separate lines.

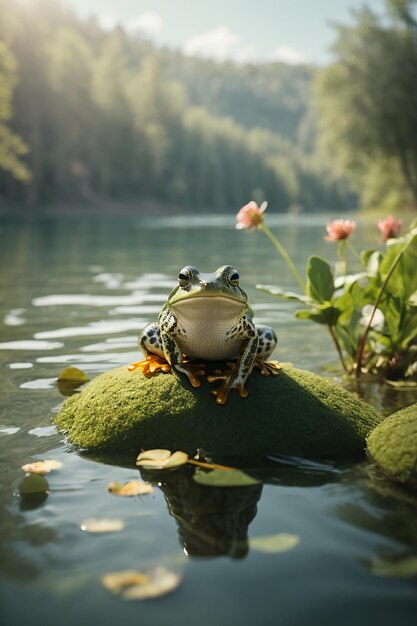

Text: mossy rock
xmin=367 ymin=403 xmax=417 ymax=489
xmin=55 ymin=362 xmax=381 ymax=457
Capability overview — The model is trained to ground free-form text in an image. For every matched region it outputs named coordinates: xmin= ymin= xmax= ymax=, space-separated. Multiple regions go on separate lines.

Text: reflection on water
xmin=151 ymin=469 xmax=263 ymax=559
xmin=1 ymin=215 xmax=417 ymax=626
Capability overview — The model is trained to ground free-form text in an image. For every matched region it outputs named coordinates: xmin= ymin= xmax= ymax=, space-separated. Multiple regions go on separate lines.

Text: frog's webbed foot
xmin=254 ymin=359 xmax=282 ymax=377
xmin=207 ymin=362 xmax=249 ymax=405
xmin=128 ymin=354 xmax=171 ymax=375
xmin=175 ymin=360 xmax=206 ymax=388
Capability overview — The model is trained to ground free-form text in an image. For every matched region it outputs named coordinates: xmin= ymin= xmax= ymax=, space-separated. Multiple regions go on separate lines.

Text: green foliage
xmin=259 ymin=223 xmax=417 ymax=380
xmin=306 ymin=256 xmax=334 ymax=303
xmin=314 ymin=0 xmax=417 ymax=210
xmin=0 ymin=0 xmax=351 ymax=210
xmin=0 ymin=37 xmax=30 ymax=182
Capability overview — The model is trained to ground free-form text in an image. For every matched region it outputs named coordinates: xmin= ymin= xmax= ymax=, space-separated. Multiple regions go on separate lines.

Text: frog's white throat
xmin=171 ymin=295 xmax=246 ymax=324
xmin=171 ymin=296 xmax=247 ymax=360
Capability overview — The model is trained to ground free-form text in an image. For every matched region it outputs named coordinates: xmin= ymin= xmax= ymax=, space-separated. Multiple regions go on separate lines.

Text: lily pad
xmin=250 ymin=533 xmax=300 ymax=553
xmin=102 ymin=566 xmax=182 ymax=600
xmin=107 ymin=480 xmax=153 ymax=496
xmin=193 ymin=468 xmax=260 ymax=487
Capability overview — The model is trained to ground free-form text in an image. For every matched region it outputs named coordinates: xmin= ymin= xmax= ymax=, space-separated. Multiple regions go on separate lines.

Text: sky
xmin=61 ymin=0 xmax=388 ymax=65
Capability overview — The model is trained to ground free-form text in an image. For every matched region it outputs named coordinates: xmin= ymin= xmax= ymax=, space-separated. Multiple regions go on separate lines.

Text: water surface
xmin=1 ymin=214 xmax=416 ymax=626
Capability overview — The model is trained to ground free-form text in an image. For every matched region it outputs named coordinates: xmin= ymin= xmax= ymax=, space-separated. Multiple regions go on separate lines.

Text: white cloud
xmin=97 ymin=14 xmax=120 ymax=31
xmin=271 ymin=45 xmax=308 ymax=65
xmin=125 ymin=11 xmax=163 ymax=39
xmin=182 ymin=26 xmax=254 ymax=64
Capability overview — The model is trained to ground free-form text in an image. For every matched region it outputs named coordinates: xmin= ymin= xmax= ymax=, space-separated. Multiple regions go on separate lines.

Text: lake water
xmin=0 ymin=214 xmax=416 ymax=626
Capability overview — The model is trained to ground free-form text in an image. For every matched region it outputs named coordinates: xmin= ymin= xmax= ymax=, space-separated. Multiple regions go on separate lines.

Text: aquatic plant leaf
xmin=21 ymin=459 xmax=63 ymax=474
xmin=102 ymin=566 xmax=182 ymax=600
xmin=250 ymin=533 xmax=300 ymax=553
xmin=57 ymin=367 xmax=90 ymax=383
xmin=370 ymin=555 xmax=417 ymax=578
xmin=80 ymin=518 xmax=125 ymax=533
xmin=136 ymin=449 xmax=189 ymax=470
xmin=256 ymin=284 xmax=311 ymax=303
xmin=107 ymin=480 xmax=153 ymax=496
xmin=306 ymin=256 xmax=334 ymax=303
xmin=409 ymin=291 xmax=417 ymax=307
xmin=193 ymin=468 xmax=260 ymax=487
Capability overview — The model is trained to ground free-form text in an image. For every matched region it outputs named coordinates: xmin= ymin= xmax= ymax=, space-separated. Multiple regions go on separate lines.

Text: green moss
xmin=367 ymin=403 xmax=417 ymax=489
xmin=55 ymin=362 xmax=381 ymax=457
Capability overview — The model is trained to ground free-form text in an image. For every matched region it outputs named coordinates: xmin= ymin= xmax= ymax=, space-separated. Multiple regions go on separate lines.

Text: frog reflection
xmin=141 ymin=468 xmax=263 ymax=558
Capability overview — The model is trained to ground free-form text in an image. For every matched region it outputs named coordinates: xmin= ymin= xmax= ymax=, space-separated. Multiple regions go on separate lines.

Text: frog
xmin=129 ymin=265 xmax=280 ymax=404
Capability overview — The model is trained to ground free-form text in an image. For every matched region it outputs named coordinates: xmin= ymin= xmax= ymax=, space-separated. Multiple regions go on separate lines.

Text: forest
xmin=0 ymin=0 xmax=416 ymax=214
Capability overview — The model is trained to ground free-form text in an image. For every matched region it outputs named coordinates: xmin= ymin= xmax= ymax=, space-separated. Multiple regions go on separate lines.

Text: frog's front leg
xmin=158 ymin=309 xmax=205 ymax=388
xmin=128 ymin=323 xmax=171 ymax=374
xmin=207 ymin=317 xmax=259 ymax=405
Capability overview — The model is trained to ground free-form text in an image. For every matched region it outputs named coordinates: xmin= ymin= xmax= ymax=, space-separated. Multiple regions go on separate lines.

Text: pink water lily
xmin=377 ymin=215 xmax=402 ymax=241
xmin=325 ymin=219 xmax=356 ymax=241
xmin=236 ymin=200 xmax=267 ymax=230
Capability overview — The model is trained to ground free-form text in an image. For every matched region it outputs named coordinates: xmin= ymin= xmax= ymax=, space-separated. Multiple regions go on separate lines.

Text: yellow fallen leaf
xmin=102 ymin=566 xmax=182 ymax=600
xmin=136 ymin=449 xmax=189 ymax=470
xmin=102 ymin=570 xmax=149 ymax=594
xmin=21 ymin=459 xmax=63 ymax=475
xmin=80 ymin=518 xmax=125 ymax=533
xmin=107 ymin=480 xmax=153 ymax=496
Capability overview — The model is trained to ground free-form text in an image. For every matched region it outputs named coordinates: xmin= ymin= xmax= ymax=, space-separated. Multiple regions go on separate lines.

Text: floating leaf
xmin=21 ymin=459 xmax=63 ymax=475
xmin=57 ymin=366 xmax=90 ymax=383
xmin=102 ymin=566 xmax=182 ymax=600
xmin=385 ymin=379 xmax=417 ymax=389
xmin=80 ymin=518 xmax=125 ymax=533
xmin=370 ymin=555 xmax=417 ymax=578
xmin=19 ymin=474 xmax=49 ymax=497
xmin=107 ymin=480 xmax=153 ymax=496
xmin=102 ymin=570 xmax=148 ymax=594
xmin=136 ymin=449 xmax=189 ymax=470
xmin=192 ymin=468 xmax=260 ymax=487
xmin=250 ymin=533 xmax=300 ymax=553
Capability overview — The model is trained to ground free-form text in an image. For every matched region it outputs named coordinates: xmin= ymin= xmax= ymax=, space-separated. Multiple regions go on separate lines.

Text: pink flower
xmin=377 ymin=215 xmax=402 ymax=241
xmin=325 ymin=219 xmax=356 ymax=241
xmin=236 ymin=201 xmax=267 ymax=230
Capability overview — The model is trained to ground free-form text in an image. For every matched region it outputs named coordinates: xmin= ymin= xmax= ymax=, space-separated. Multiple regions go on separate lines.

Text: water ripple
xmin=34 ymin=319 xmax=145 ymax=339
xmin=0 ymin=340 xmax=64 ymax=350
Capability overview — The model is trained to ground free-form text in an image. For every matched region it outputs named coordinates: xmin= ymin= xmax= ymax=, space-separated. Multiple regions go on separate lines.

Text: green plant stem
xmin=259 ymin=223 xmax=306 ymax=293
xmin=336 ymin=240 xmax=348 ymax=275
xmin=188 ymin=459 xmax=234 ymax=471
xmin=354 ymin=244 xmax=406 ymax=378
xmin=327 ymin=323 xmax=349 ymax=374
xmin=345 ymin=239 xmax=361 ymax=261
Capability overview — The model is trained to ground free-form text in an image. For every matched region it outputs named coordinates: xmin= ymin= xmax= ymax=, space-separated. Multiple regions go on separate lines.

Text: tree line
xmin=1 ymin=0 xmax=415 ymax=214
xmin=0 ymin=0 xmax=350 ymax=213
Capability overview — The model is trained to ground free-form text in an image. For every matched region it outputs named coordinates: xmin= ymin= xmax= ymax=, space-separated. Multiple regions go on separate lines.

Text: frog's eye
xmin=228 ymin=269 xmax=240 ymax=287
xmin=178 ymin=267 xmax=192 ymax=287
